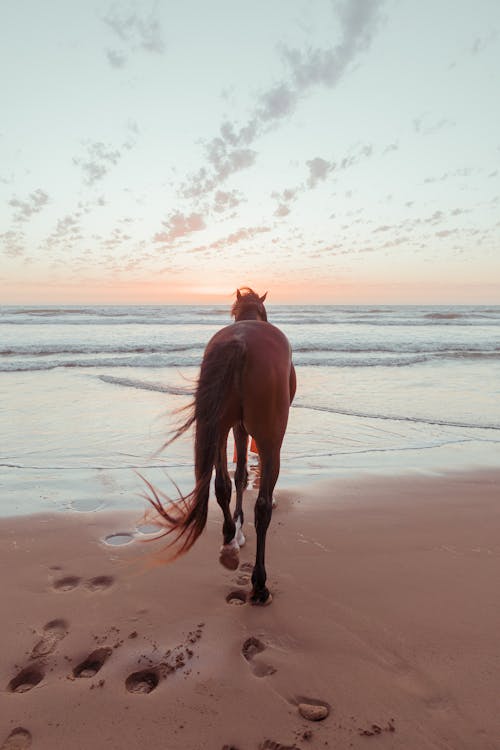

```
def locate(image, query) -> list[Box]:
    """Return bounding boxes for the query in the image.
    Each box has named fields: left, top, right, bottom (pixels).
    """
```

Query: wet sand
left=1, top=470, right=499, bottom=750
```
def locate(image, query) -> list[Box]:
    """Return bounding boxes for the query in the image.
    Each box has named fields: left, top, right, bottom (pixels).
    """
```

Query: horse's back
left=209, top=321, right=292, bottom=447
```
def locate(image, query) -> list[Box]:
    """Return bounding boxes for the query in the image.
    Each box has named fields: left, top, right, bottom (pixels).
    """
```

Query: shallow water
left=1, top=305, right=499, bottom=516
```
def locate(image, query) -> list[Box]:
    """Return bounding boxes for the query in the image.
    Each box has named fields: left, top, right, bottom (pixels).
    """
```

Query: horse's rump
left=227, top=321, right=293, bottom=449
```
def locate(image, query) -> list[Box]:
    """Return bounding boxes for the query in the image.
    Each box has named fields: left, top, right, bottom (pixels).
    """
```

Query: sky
left=1, top=0, right=499, bottom=305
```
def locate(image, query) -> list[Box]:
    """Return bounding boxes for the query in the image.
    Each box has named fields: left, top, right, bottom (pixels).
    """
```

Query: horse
left=143, top=287, right=296, bottom=605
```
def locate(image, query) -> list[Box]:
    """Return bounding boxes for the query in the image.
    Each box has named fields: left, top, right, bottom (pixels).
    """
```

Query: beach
left=1, top=304, right=499, bottom=748
left=1, top=470, right=499, bottom=750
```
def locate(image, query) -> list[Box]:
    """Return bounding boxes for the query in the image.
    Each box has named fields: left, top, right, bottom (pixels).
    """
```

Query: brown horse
left=144, top=287, right=296, bottom=604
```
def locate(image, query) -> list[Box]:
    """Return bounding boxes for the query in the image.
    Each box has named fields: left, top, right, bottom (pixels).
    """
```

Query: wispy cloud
left=212, top=189, right=243, bottom=214
left=9, top=189, right=49, bottom=222
left=470, top=30, right=498, bottom=55
left=48, top=213, right=83, bottom=246
left=189, top=225, right=271, bottom=254
left=181, top=0, right=385, bottom=204
left=106, top=49, right=127, bottom=68
left=306, top=157, right=336, bottom=188
left=1, top=229, right=25, bottom=257
left=271, top=187, right=299, bottom=217
left=413, top=115, right=454, bottom=135
left=271, top=143, right=374, bottom=218
left=103, top=3, right=165, bottom=67
left=73, top=142, right=122, bottom=186
left=181, top=145, right=257, bottom=200
left=282, top=0, right=383, bottom=90
left=153, top=212, right=206, bottom=244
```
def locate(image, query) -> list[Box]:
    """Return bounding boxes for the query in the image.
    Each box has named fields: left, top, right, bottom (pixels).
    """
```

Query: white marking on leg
left=235, top=517, right=246, bottom=547
left=272, top=495, right=277, bottom=509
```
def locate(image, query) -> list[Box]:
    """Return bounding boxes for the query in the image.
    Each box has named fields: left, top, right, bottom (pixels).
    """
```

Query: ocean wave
left=98, top=375, right=194, bottom=395
left=0, top=343, right=202, bottom=356
left=424, top=312, right=463, bottom=319
left=293, top=403, right=500, bottom=432
left=1, top=305, right=499, bottom=328
left=2, top=341, right=499, bottom=358
left=2, top=349, right=500, bottom=372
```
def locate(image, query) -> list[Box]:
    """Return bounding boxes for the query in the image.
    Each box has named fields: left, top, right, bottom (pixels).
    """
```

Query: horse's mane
left=231, top=287, right=267, bottom=321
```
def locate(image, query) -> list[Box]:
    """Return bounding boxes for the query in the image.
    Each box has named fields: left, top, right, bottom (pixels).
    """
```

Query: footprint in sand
left=52, top=575, right=81, bottom=592
left=234, top=562, right=253, bottom=586
left=125, top=669, right=160, bottom=694
left=0, top=728, right=32, bottom=749
left=8, top=666, right=44, bottom=694
left=236, top=575, right=250, bottom=586
left=52, top=574, right=115, bottom=592
left=241, top=637, right=276, bottom=677
left=30, top=619, right=68, bottom=659
left=85, top=575, right=114, bottom=592
left=73, top=647, right=112, bottom=678
left=226, top=590, right=247, bottom=606
left=260, top=741, right=299, bottom=750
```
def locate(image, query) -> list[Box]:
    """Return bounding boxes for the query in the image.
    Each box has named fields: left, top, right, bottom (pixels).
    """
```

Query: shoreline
left=1, top=469, right=499, bottom=749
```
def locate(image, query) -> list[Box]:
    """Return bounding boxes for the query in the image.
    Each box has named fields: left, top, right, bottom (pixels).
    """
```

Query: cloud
left=9, top=189, right=49, bottom=222
left=73, top=142, right=122, bottom=186
left=282, top=0, right=383, bottom=90
left=219, top=120, right=259, bottom=147
left=1, top=230, right=25, bottom=257
left=153, top=212, right=206, bottom=244
left=189, top=225, right=271, bottom=254
left=181, top=0, right=385, bottom=203
left=103, top=4, right=165, bottom=53
left=271, top=142, right=373, bottom=219
left=43, top=212, right=83, bottom=253
left=256, top=83, right=299, bottom=122
left=427, top=210, right=444, bottom=224
left=383, top=142, right=398, bottom=154
left=470, top=30, right=498, bottom=55
left=274, top=203, right=291, bottom=218
left=106, top=49, right=127, bottom=68
left=271, top=186, right=299, bottom=217
left=413, top=116, right=454, bottom=135
left=181, top=144, right=257, bottom=199
left=212, top=190, right=243, bottom=214
left=306, top=157, right=336, bottom=188
left=435, top=229, right=458, bottom=238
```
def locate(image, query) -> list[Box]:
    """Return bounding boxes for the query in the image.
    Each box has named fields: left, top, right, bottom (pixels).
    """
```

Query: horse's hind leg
left=250, top=447, right=280, bottom=605
left=233, top=422, right=248, bottom=547
left=215, top=435, right=239, bottom=570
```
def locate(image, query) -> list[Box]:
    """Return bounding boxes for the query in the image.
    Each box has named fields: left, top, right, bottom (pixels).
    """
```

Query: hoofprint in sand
left=1, top=471, right=499, bottom=750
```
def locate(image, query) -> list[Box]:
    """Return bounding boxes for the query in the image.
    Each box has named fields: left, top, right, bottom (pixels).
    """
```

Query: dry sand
left=1, top=470, right=499, bottom=750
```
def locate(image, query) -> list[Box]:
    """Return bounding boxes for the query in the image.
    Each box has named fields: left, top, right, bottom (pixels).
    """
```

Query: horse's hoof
left=249, top=589, right=273, bottom=606
left=219, top=541, right=240, bottom=571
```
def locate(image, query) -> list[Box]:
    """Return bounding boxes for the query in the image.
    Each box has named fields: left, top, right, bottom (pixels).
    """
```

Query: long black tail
left=142, top=338, right=245, bottom=558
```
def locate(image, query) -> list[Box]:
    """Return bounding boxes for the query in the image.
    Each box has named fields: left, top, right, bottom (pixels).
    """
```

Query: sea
left=1, top=304, right=499, bottom=517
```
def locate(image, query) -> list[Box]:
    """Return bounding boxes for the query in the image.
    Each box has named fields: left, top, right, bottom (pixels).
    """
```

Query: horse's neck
left=235, top=309, right=263, bottom=322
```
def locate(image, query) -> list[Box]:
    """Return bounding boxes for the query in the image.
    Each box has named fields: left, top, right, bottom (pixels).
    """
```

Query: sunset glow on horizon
left=2, top=1, right=499, bottom=306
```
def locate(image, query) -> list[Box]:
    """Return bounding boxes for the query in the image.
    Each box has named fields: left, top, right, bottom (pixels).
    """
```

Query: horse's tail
left=142, top=338, right=245, bottom=559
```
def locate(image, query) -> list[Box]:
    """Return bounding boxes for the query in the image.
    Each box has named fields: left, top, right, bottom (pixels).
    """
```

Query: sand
left=1, top=470, right=499, bottom=750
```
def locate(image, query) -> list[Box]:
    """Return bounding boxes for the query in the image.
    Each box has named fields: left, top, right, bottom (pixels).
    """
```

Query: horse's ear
left=236, top=289, right=242, bottom=300
left=259, top=292, right=267, bottom=303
